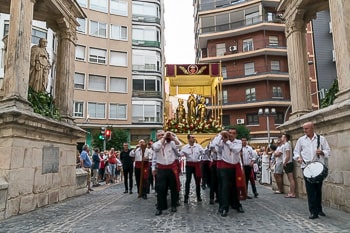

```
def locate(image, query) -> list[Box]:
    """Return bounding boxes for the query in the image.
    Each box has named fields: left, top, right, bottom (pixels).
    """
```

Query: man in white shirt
left=241, top=137, right=258, bottom=198
left=180, top=134, right=205, bottom=204
left=293, top=122, right=330, bottom=219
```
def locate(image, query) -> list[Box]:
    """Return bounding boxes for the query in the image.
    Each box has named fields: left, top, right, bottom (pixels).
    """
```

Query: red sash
left=135, top=161, right=150, bottom=180
left=234, top=163, right=247, bottom=200
left=186, top=161, right=202, bottom=179
left=157, top=162, right=181, bottom=192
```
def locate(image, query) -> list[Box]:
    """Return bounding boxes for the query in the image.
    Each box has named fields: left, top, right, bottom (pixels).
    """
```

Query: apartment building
left=72, top=0, right=165, bottom=146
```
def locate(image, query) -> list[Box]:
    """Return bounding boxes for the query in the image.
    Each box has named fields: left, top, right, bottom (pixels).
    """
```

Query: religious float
left=164, top=63, right=223, bottom=147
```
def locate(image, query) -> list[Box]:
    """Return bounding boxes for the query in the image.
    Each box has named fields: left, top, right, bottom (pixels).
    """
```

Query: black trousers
left=201, top=161, right=211, bottom=188
left=185, top=166, right=201, bottom=198
left=156, top=168, right=177, bottom=210
left=210, top=163, right=219, bottom=201
left=135, top=167, right=149, bottom=195
left=243, top=165, right=257, bottom=195
left=304, top=177, right=323, bottom=215
left=123, top=167, right=133, bottom=191
left=219, top=167, right=241, bottom=212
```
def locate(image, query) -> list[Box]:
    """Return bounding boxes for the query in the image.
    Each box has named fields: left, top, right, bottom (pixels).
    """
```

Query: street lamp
left=258, top=107, right=276, bottom=144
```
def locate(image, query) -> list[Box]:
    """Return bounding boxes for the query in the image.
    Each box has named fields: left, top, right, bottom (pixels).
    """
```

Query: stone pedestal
left=0, top=108, right=86, bottom=219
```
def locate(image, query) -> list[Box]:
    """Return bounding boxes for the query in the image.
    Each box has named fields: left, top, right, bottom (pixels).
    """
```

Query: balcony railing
left=132, top=14, right=161, bottom=24
left=221, top=98, right=291, bottom=106
left=132, top=64, right=161, bottom=72
left=199, top=15, right=283, bottom=35
left=132, top=117, right=162, bottom=124
left=201, top=37, right=287, bottom=59
left=221, top=65, right=289, bottom=80
left=199, top=0, right=249, bottom=11
left=132, top=90, right=162, bottom=98
left=132, top=40, right=161, bottom=48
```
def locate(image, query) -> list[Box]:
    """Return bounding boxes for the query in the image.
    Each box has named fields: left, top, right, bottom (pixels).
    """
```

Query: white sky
left=164, top=0, right=195, bottom=64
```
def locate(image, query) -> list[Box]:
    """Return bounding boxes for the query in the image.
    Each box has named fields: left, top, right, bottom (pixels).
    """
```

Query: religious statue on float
left=197, top=96, right=207, bottom=122
left=187, top=91, right=196, bottom=123
left=176, top=98, right=186, bottom=122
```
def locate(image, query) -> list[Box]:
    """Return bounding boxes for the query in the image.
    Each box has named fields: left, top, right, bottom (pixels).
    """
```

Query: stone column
left=55, top=18, right=77, bottom=124
left=329, top=0, right=350, bottom=103
left=285, top=17, right=312, bottom=119
left=1, top=0, right=36, bottom=110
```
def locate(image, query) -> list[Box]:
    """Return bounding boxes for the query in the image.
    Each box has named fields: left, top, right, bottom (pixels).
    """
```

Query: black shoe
left=123, top=190, right=128, bottom=194
left=218, top=208, right=223, bottom=214
left=197, top=197, right=202, bottom=202
left=254, top=193, right=259, bottom=198
left=221, top=210, right=227, bottom=217
left=309, top=214, right=319, bottom=219
left=246, top=196, right=252, bottom=199
left=155, top=209, right=162, bottom=216
left=129, top=191, right=133, bottom=194
left=202, top=185, right=206, bottom=190
left=171, top=207, right=177, bottom=212
left=237, top=206, right=244, bottom=213
left=318, top=211, right=326, bottom=216
left=209, top=199, right=214, bottom=205
left=184, top=197, right=188, bottom=204
left=143, top=194, right=147, bottom=199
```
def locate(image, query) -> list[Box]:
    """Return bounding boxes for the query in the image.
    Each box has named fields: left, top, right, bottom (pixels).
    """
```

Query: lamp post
left=258, top=107, right=276, bottom=144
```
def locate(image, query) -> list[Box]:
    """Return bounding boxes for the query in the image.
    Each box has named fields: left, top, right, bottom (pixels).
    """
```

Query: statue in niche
left=29, top=38, right=51, bottom=93
left=187, top=91, right=196, bottom=122
left=176, top=98, right=186, bottom=122
left=197, top=96, right=207, bottom=122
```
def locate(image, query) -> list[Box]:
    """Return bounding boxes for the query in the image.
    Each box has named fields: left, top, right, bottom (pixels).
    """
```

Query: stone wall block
left=19, top=194, right=36, bottom=214
left=60, top=166, right=75, bottom=186
left=343, top=171, right=350, bottom=186
left=31, top=148, right=42, bottom=168
left=0, top=146, right=12, bottom=170
left=59, top=186, right=75, bottom=201
left=5, top=197, right=20, bottom=218
left=23, top=148, right=33, bottom=168
left=52, top=173, right=60, bottom=188
left=7, top=168, right=34, bottom=198
left=37, top=193, right=48, bottom=208
left=33, top=167, right=47, bottom=194
left=326, top=171, right=344, bottom=184
left=10, top=147, right=25, bottom=169
left=48, top=190, right=59, bottom=204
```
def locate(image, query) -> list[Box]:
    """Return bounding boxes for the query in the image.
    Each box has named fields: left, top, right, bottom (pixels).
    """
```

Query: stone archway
left=277, top=0, right=350, bottom=213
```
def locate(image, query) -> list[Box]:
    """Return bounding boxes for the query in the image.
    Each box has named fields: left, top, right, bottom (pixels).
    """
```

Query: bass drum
left=303, top=161, right=328, bottom=183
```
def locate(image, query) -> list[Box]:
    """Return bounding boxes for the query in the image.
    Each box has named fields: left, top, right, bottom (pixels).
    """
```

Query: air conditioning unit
left=229, top=46, right=237, bottom=52
left=236, top=119, right=245, bottom=125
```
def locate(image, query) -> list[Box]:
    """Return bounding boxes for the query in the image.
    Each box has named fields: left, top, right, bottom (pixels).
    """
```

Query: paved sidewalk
left=0, top=179, right=349, bottom=233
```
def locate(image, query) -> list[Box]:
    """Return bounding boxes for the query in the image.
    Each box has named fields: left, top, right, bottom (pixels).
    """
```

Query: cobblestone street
left=0, top=177, right=349, bottom=233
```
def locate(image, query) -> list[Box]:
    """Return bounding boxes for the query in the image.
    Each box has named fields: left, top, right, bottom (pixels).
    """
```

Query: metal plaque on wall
left=42, top=146, right=59, bottom=174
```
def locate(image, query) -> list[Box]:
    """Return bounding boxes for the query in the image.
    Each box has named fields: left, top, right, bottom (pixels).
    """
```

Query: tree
left=224, top=124, right=250, bottom=140
left=321, top=79, right=338, bottom=108
left=92, top=127, right=128, bottom=151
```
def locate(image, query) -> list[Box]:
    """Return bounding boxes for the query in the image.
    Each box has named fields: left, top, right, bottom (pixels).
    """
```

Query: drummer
left=293, top=121, right=330, bottom=220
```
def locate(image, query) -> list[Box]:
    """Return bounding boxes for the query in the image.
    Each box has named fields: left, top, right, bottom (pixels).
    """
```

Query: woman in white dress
left=261, top=147, right=271, bottom=184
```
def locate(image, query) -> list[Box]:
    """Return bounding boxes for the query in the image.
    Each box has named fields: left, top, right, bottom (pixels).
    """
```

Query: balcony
left=132, top=14, right=161, bottom=24
left=132, top=40, right=161, bottom=48
left=221, top=98, right=291, bottom=110
left=132, top=117, right=162, bottom=124
left=198, top=0, right=280, bottom=12
left=132, top=90, right=162, bottom=98
left=132, top=64, right=160, bottom=72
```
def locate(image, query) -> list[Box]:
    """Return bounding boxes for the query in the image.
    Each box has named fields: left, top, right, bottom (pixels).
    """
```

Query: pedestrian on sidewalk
left=293, top=121, right=330, bottom=219
left=282, top=133, right=296, bottom=198
left=92, top=148, right=101, bottom=187
left=80, top=144, right=93, bottom=193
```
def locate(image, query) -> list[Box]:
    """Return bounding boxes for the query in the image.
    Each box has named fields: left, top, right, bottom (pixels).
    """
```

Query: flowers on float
left=164, top=117, right=223, bottom=133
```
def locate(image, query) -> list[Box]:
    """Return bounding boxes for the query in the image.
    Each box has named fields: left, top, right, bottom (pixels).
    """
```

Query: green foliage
left=321, top=79, right=339, bottom=108
left=92, top=127, right=128, bottom=151
left=28, top=87, right=61, bottom=120
left=225, top=124, right=251, bottom=140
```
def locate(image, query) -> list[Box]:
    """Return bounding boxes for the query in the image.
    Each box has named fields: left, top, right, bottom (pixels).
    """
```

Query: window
left=75, top=45, right=86, bottom=61
left=110, top=51, right=127, bottom=67
left=133, top=26, right=160, bottom=42
left=222, top=66, right=227, bottom=79
left=73, top=101, right=84, bottom=117
left=89, top=48, right=107, bottom=64
left=247, top=114, right=259, bottom=125
left=246, top=88, right=256, bottom=102
left=90, top=21, right=107, bottom=38
left=110, top=77, right=127, bottom=93
left=32, top=28, right=47, bottom=45
left=77, top=18, right=86, bottom=33
left=216, top=43, right=225, bottom=56
left=88, top=102, right=106, bottom=119
left=88, top=75, right=106, bottom=91
left=133, top=2, right=159, bottom=18
left=243, top=38, right=254, bottom=52
left=74, top=73, right=85, bottom=89
left=222, top=90, right=228, bottom=104
left=110, top=103, right=127, bottom=119
left=272, top=86, right=283, bottom=98
left=132, top=77, right=161, bottom=92
left=271, top=60, right=280, bottom=71
left=110, top=24, right=127, bottom=40
left=275, top=112, right=284, bottom=124
left=90, top=0, right=107, bottom=12
left=132, top=50, right=161, bottom=71
left=76, top=0, right=87, bottom=8
left=132, top=101, right=162, bottom=123
left=245, top=12, right=259, bottom=25
left=110, top=0, right=128, bottom=16
left=222, top=115, right=230, bottom=126
left=3, top=21, right=9, bottom=36
left=269, top=36, right=279, bottom=47
left=244, top=62, right=255, bottom=75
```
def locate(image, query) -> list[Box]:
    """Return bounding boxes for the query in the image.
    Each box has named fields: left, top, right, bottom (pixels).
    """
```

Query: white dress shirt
left=242, top=145, right=254, bottom=166
left=218, top=138, right=242, bottom=164
left=180, top=143, right=204, bottom=162
left=152, top=140, right=182, bottom=171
